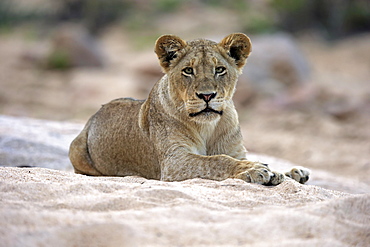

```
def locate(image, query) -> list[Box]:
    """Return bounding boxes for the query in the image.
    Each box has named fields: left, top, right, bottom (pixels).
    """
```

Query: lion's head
left=155, top=33, right=252, bottom=123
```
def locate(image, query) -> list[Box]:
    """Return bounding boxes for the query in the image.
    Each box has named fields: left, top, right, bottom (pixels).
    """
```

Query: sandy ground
left=1, top=166, right=369, bottom=247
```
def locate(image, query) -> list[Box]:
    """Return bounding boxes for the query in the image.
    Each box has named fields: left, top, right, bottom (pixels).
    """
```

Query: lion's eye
left=182, top=67, right=194, bottom=76
left=215, top=66, right=226, bottom=75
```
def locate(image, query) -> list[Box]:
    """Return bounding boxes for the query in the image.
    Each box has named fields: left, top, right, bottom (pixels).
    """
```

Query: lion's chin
left=189, top=107, right=223, bottom=117
left=188, top=107, right=223, bottom=123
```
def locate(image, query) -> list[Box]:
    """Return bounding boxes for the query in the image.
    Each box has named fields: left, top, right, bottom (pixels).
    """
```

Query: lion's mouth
left=189, top=107, right=223, bottom=117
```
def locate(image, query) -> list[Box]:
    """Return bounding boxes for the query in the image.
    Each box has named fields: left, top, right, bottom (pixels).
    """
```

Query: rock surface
left=0, top=115, right=80, bottom=170
left=234, top=33, right=313, bottom=108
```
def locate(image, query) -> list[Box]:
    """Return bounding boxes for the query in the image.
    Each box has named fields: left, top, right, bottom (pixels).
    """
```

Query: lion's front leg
left=160, top=153, right=286, bottom=185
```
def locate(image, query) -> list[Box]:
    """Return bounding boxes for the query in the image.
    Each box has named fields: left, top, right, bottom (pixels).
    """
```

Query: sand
left=1, top=167, right=369, bottom=246
left=1, top=164, right=369, bottom=246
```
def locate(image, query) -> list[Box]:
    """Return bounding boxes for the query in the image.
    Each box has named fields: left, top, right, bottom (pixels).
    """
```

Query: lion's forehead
left=187, top=38, right=217, bottom=47
left=181, top=48, right=228, bottom=68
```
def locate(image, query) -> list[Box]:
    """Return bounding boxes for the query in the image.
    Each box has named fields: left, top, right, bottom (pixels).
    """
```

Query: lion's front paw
left=268, top=171, right=285, bottom=185
left=235, top=164, right=285, bottom=185
left=285, top=166, right=310, bottom=184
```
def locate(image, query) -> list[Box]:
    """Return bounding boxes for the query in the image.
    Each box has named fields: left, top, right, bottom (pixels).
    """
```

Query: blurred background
left=0, top=0, right=369, bottom=183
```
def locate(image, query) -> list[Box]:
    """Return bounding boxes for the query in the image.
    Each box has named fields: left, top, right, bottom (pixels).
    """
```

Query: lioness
left=69, top=33, right=310, bottom=185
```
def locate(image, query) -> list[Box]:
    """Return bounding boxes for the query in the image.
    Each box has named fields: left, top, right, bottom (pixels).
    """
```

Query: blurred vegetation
left=0, top=0, right=51, bottom=32
left=272, top=0, right=370, bottom=39
left=0, top=0, right=369, bottom=39
left=55, top=0, right=132, bottom=34
left=47, top=49, right=73, bottom=70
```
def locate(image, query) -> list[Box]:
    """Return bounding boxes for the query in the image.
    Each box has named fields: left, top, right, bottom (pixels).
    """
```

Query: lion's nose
left=196, top=92, right=217, bottom=102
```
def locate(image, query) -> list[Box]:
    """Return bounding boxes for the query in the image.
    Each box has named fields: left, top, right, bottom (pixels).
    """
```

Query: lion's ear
left=155, top=35, right=187, bottom=71
left=219, top=33, right=252, bottom=68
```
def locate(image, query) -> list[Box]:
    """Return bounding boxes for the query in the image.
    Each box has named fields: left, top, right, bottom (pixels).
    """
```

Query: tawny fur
left=69, top=33, right=310, bottom=185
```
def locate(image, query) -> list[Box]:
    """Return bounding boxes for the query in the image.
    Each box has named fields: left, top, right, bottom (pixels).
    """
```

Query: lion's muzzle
left=189, top=92, right=223, bottom=117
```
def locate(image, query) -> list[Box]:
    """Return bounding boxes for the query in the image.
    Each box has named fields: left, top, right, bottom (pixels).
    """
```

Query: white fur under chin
left=190, top=118, right=219, bottom=156
left=198, top=118, right=219, bottom=138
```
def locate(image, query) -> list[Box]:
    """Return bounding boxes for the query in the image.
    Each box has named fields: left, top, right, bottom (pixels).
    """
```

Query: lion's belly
left=87, top=98, right=161, bottom=179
